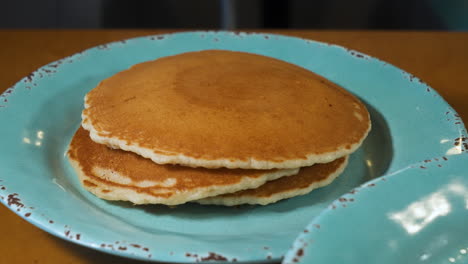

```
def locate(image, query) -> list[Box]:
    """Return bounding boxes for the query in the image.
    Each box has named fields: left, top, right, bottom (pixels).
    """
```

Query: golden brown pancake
left=67, top=127, right=298, bottom=205
left=197, top=156, right=348, bottom=206
left=82, top=50, right=370, bottom=169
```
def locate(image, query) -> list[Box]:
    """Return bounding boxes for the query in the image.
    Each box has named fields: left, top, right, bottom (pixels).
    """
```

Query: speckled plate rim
left=0, top=31, right=466, bottom=263
left=283, top=152, right=468, bottom=264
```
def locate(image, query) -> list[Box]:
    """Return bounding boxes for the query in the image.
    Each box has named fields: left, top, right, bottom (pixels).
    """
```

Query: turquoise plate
left=283, top=153, right=468, bottom=264
left=0, top=31, right=466, bottom=263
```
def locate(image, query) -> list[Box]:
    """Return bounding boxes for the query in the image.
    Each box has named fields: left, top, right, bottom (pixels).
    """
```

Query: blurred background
left=1, top=0, right=467, bottom=30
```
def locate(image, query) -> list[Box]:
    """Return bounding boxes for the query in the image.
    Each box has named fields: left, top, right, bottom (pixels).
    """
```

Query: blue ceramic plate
left=0, top=31, right=466, bottom=263
left=283, top=153, right=468, bottom=264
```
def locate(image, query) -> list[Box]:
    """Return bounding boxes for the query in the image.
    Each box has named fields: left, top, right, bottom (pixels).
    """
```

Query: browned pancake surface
left=83, top=50, right=370, bottom=168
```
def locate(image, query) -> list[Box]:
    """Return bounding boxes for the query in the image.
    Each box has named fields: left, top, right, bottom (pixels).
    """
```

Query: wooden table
left=1, top=30, right=467, bottom=263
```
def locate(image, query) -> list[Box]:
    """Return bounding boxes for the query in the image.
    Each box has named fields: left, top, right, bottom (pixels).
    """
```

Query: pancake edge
left=196, top=156, right=349, bottom=206
left=67, top=150, right=299, bottom=205
left=82, top=112, right=369, bottom=169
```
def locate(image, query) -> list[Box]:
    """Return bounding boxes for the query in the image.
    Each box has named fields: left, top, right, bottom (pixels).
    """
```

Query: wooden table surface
left=1, top=30, right=468, bottom=264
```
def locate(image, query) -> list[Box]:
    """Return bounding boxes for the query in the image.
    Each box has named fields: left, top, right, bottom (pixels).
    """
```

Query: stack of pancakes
left=68, top=50, right=371, bottom=206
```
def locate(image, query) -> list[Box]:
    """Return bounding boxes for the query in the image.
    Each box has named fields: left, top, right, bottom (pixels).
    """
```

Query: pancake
left=67, top=127, right=299, bottom=205
left=82, top=50, right=370, bottom=169
left=197, top=156, right=348, bottom=206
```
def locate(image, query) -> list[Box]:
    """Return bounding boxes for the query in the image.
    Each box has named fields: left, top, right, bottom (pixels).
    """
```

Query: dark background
left=1, top=0, right=467, bottom=30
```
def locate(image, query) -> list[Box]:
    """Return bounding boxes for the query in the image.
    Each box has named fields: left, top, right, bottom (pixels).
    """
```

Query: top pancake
left=82, top=50, right=370, bottom=169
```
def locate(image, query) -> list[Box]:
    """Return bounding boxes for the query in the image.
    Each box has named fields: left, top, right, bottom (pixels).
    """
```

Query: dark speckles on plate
left=406, top=73, right=417, bottom=82
left=48, top=62, right=59, bottom=68
left=200, top=252, right=228, bottom=262
left=24, top=72, right=35, bottom=83
left=453, top=136, right=468, bottom=152
left=2, top=88, right=12, bottom=95
left=7, top=193, right=24, bottom=208
left=347, top=49, right=367, bottom=59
